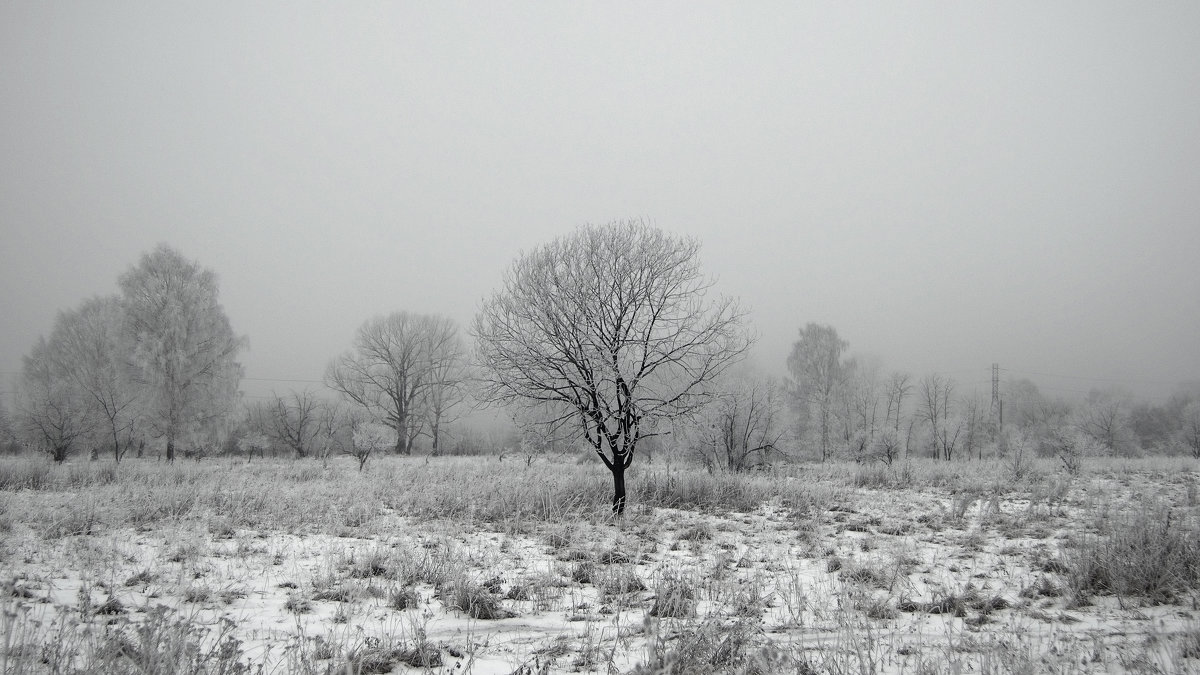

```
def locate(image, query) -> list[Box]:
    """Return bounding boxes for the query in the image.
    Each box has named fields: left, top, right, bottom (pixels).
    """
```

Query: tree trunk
left=611, top=462, right=627, bottom=516
left=430, top=410, right=442, bottom=457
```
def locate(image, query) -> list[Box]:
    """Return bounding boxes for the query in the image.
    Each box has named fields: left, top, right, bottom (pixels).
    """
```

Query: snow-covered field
left=2, top=455, right=1198, bottom=674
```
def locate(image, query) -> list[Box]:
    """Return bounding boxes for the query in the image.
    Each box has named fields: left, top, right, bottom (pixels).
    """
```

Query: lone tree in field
left=473, top=221, right=750, bottom=514
left=120, top=245, right=245, bottom=461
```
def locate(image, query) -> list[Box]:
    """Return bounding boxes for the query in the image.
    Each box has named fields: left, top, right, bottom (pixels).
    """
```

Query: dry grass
left=2, top=453, right=1199, bottom=674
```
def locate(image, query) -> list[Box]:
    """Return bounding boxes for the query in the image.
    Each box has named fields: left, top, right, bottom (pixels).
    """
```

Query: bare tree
left=238, top=431, right=270, bottom=463
left=960, top=393, right=989, bottom=461
left=266, top=389, right=324, bottom=458
left=694, top=375, right=785, bottom=472
left=313, top=399, right=350, bottom=465
left=1179, top=401, right=1200, bottom=459
left=867, top=427, right=903, bottom=466
left=0, top=396, right=12, bottom=445
left=326, top=312, right=459, bottom=455
left=840, top=359, right=882, bottom=462
left=1074, top=388, right=1135, bottom=456
left=473, top=220, right=750, bottom=514
left=420, top=325, right=469, bottom=457
left=786, top=323, right=851, bottom=462
left=884, top=372, right=912, bottom=435
left=919, top=373, right=958, bottom=460
left=14, top=336, right=92, bottom=462
left=120, top=245, right=245, bottom=461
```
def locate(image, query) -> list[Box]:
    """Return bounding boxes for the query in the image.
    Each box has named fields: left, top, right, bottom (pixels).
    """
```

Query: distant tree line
left=8, top=230, right=1199, bottom=490
left=678, top=322, right=1200, bottom=469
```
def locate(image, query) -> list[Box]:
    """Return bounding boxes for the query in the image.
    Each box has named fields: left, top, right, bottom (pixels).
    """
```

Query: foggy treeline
left=5, top=239, right=1200, bottom=471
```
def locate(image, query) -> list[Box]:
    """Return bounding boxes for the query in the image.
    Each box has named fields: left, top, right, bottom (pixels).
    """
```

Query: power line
left=242, top=377, right=326, bottom=385
left=1000, top=367, right=1180, bottom=386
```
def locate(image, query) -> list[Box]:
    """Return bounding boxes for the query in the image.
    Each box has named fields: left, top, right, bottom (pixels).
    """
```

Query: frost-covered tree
left=350, top=421, right=395, bottom=471
left=786, top=323, right=852, bottom=462
left=51, top=296, right=140, bottom=462
left=119, top=245, right=245, bottom=461
left=1074, top=388, right=1135, bottom=456
left=473, top=220, right=750, bottom=514
left=15, top=336, right=92, bottom=462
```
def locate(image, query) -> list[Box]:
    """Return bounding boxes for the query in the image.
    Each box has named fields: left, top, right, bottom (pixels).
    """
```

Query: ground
left=2, top=454, right=1198, bottom=674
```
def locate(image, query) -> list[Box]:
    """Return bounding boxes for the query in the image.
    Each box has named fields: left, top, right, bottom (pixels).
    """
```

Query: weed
left=650, top=572, right=697, bottom=618
left=438, top=576, right=512, bottom=619
left=633, top=615, right=779, bottom=674
left=388, top=584, right=421, bottom=610
left=571, top=561, right=596, bottom=584
left=597, top=566, right=647, bottom=601
left=284, top=592, right=312, bottom=614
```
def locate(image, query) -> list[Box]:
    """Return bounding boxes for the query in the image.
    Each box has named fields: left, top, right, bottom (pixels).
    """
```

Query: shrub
left=1062, top=502, right=1200, bottom=604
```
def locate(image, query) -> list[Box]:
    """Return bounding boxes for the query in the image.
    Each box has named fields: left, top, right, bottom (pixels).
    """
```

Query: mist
left=3, top=2, right=1198, bottom=407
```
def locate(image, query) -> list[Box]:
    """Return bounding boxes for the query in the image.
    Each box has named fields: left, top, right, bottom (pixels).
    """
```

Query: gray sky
left=3, top=1, right=1199, bottom=407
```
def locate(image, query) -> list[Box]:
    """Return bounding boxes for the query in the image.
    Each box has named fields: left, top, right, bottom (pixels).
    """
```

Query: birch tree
left=473, top=220, right=750, bottom=514
left=119, top=245, right=245, bottom=461
left=786, top=323, right=851, bottom=462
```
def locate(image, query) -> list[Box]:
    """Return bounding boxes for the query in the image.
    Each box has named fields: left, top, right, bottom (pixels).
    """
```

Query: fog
left=3, top=2, right=1199, bottom=407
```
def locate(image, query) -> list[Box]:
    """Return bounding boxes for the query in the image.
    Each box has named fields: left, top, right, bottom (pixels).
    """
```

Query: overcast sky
left=3, top=1, right=1198, bottom=408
